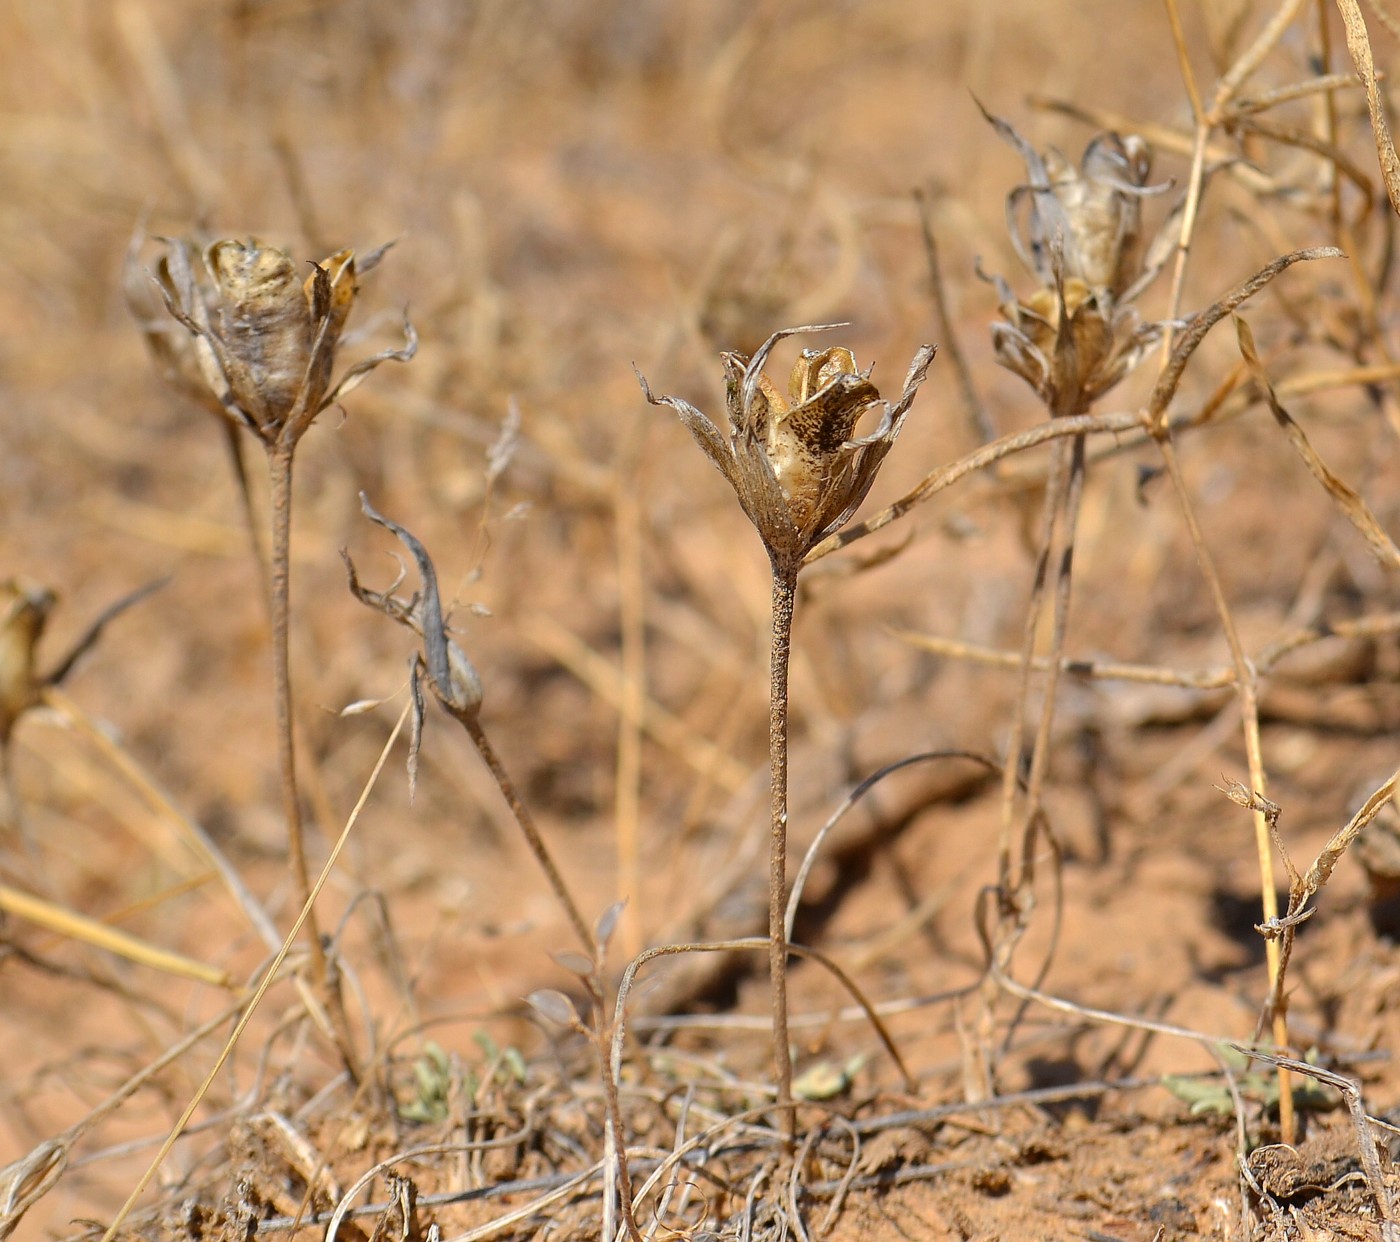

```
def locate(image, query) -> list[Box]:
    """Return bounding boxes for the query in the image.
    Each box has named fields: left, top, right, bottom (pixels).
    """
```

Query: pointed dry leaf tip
left=139, top=232, right=414, bottom=445
left=639, top=329, right=935, bottom=566
left=0, top=579, right=55, bottom=743
left=345, top=493, right=484, bottom=722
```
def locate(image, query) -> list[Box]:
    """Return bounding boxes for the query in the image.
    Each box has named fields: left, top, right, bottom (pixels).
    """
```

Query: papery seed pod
left=980, top=109, right=1172, bottom=415
left=0, top=580, right=54, bottom=744
left=123, top=233, right=227, bottom=422
left=641, top=327, right=935, bottom=568
left=139, top=233, right=414, bottom=446
left=1035, top=133, right=1154, bottom=298
left=986, top=105, right=1164, bottom=303
left=203, top=240, right=346, bottom=430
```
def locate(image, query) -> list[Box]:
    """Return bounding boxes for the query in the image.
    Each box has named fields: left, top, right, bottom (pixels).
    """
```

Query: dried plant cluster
left=982, top=109, right=1173, bottom=417
left=7, top=4, right=1400, bottom=1242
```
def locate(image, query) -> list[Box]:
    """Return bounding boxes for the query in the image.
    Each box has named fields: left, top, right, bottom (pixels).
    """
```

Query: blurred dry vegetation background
left=8, top=0, right=1400, bottom=1238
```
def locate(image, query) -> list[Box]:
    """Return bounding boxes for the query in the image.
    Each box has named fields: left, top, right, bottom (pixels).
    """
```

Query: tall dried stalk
left=640, top=330, right=932, bottom=1133
left=971, top=109, right=1169, bottom=1089
left=132, top=236, right=415, bottom=1078
left=766, top=557, right=799, bottom=1120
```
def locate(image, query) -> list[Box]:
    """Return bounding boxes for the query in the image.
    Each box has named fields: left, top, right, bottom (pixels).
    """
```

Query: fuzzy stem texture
left=768, top=558, right=799, bottom=1137
left=267, top=446, right=318, bottom=942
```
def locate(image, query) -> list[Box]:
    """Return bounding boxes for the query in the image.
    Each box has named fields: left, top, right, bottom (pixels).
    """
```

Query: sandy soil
left=4, top=2, right=1400, bottom=1239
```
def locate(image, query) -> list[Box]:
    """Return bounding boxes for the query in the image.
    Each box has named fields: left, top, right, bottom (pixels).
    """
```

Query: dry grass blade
left=96, top=701, right=409, bottom=1242
left=0, top=882, right=233, bottom=988
left=892, top=608, right=1400, bottom=689
left=1236, top=316, right=1400, bottom=568
left=806, top=410, right=1142, bottom=561
left=42, top=686, right=283, bottom=952
left=1336, top=0, right=1400, bottom=216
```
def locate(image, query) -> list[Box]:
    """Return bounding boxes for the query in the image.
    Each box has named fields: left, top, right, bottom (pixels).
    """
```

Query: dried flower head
left=0, top=579, right=55, bottom=744
left=135, top=234, right=415, bottom=447
left=639, top=326, right=935, bottom=568
left=980, top=108, right=1173, bottom=416
left=985, top=271, right=1163, bottom=414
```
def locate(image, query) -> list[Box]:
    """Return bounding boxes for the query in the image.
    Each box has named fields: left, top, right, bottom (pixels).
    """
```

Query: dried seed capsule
left=642, top=327, right=935, bottom=568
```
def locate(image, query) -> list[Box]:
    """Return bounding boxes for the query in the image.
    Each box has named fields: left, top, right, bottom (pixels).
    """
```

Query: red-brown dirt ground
left=5, top=3, right=1400, bottom=1240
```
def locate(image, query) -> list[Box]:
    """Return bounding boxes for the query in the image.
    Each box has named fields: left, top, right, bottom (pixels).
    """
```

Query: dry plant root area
left=10, top=3, right=1400, bottom=1240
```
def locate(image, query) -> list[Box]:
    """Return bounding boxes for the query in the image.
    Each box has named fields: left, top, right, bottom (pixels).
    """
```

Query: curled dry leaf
left=638, top=326, right=934, bottom=570
left=345, top=494, right=484, bottom=722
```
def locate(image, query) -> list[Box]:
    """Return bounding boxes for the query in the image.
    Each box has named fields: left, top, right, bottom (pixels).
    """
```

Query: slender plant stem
left=591, top=976, right=643, bottom=1242
left=1018, top=433, right=1087, bottom=888
left=266, top=444, right=319, bottom=956
left=268, top=442, right=365, bottom=1080
left=768, top=558, right=799, bottom=1139
left=996, top=437, right=1071, bottom=896
left=1155, top=433, right=1292, bottom=1139
left=464, top=715, right=595, bottom=956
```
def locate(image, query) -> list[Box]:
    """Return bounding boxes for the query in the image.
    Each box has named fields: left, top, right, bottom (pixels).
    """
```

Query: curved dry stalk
left=1148, top=248, right=1343, bottom=430
left=785, top=751, right=1001, bottom=942
left=805, top=410, right=1142, bottom=562
left=611, top=938, right=915, bottom=1107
